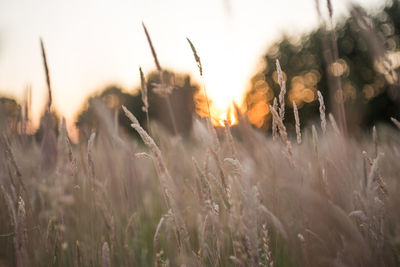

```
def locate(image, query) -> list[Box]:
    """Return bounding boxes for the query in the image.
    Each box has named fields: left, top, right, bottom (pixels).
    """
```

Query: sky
left=0, top=0, right=387, bottom=129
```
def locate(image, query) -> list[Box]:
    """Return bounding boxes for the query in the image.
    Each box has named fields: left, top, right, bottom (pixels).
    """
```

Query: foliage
left=75, top=71, right=198, bottom=141
left=244, top=0, right=400, bottom=133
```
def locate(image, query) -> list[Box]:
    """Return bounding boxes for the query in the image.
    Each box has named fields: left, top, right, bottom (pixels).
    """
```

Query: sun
left=193, top=81, right=240, bottom=127
left=197, top=101, right=238, bottom=127
left=215, top=109, right=238, bottom=127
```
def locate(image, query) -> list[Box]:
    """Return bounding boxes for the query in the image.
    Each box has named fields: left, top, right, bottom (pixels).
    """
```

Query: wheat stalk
left=122, top=106, right=192, bottom=251
left=139, top=67, right=149, bottom=113
left=312, top=125, right=319, bottom=158
left=142, top=22, right=161, bottom=72
left=187, top=37, right=212, bottom=124
left=328, top=113, right=340, bottom=135
left=75, top=240, right=82, bottom=267
left=224, top=120, right=237, bottom=159
left=15, top=195, right=30, bottom=267
left=276, top=59, right=286, bottom=121
left=372, top=126, right=378, bottom=158
left=87, top=132, right=96, bottom=188
left=40, top=38, right=52, bottom=111
left=270, top=104, right=292, bottom=155
left=260, top=224, right=274, bottom=267
left=391, top=117, right=400, bottom=129
left=326, top=0, right=333, bottom=19
left=293, top=101, right=302, bottom=144
left=186, top=38, right=203, bottom=76
left=102, top=242, right=111, bottom=267
left=139, top=66, right=151, bottom=133
left=153, top=216, right=165, bottom=250
left=317, top=91, right=327, bottom=134
left=326, top=0, right=347, bottom=135
left=142, top=23, right=178, bottom=135
left=122, top=106, right=167, bottom=174
left=17, top=196, right=27, bottom=244
left=272, top=97, right=278, bottom=141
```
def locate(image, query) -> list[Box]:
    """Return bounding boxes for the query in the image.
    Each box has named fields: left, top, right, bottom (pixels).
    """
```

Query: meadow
left=1, top=2, right=400, bottom=266
left=1, top=71, right=400, bottom=267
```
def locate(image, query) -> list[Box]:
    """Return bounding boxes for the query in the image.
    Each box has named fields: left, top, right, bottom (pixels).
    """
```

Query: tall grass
left=1, top=13, right=400, bottom=267
left=1, top=90, right=400, bottom=266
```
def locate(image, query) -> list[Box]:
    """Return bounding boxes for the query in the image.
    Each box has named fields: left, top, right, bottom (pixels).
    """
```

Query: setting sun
left=193, top=83, right=239, bottom=127
left=0, top=0, right=399, bottom=266
left=209, top=103, right=238, bottom=127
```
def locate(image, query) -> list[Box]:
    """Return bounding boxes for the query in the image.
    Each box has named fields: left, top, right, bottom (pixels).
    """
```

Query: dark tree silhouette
left=244, top=1, right=400, bottom=134
left=75, top=70, right=199, bottom=141
left=0, top=97, right=21, bottom=135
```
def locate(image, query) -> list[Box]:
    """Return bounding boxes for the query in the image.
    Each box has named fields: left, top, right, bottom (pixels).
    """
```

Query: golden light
left=210, top=104, right=238, bottom=127
left=248, top=101, right=269, bottom=128
left=198, top=98, right=240, bottom=127
left=218, top=112, right=237, bottom=127
left=195, top=93, right=239, bottom=127
left=288, top=73, right=318, bottom=106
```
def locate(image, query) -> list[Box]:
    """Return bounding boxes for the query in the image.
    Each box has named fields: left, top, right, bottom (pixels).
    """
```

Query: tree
left=0, top=97, right=21, bottom=135
left=75, top=70, right=199, bottom=141
left=244, top=0, right=400, bottom=134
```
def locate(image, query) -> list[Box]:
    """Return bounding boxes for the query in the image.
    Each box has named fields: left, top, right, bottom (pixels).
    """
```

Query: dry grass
left=1, top=99, right=399, bottom=266
left=1, top=14, right=400, bottom=267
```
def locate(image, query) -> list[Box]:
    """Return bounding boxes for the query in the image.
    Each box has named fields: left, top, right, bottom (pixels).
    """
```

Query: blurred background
left=0, top=0, right=398, bottom=141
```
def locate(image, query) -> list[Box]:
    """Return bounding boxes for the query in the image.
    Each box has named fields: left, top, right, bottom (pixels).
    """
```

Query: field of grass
left=1, top=4, right=400, bottom=265
left=1, top=94, right=400, bottom=266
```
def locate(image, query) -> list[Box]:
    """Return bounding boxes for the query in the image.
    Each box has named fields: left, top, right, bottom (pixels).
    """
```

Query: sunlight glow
left=197, top=100, right=238, bottom=127
left=0, top=0, right=385, bottom=131
left=215, top=107, right=238, bottom=127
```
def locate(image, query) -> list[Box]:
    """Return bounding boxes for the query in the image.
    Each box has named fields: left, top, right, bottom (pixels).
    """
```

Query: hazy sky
left=0, top=0, right=387, bottom=128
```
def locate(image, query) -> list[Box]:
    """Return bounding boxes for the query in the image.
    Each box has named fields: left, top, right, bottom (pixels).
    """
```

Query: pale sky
left=0, top=0, right=387, bottom=129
